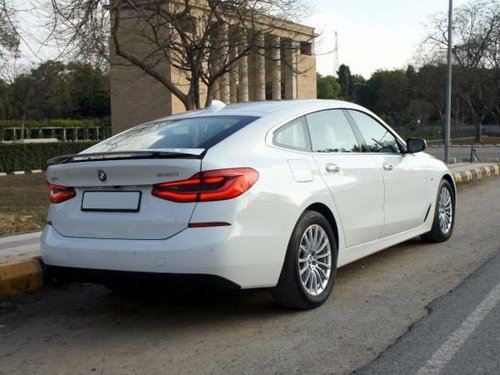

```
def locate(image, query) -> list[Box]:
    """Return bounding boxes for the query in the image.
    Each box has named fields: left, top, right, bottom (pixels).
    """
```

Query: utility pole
left=333, top=31, right=339, bottom=76
left=445, top=0, right=453, bottom=164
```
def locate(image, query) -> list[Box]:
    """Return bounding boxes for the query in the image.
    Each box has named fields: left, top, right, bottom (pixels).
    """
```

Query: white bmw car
left=41, top=100, right=455, bottom=309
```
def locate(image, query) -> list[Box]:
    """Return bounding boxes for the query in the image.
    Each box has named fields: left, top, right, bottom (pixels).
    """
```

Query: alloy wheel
left=298, top=224, right=332, bottom=296
left=438, top=186, right=453, bottom=234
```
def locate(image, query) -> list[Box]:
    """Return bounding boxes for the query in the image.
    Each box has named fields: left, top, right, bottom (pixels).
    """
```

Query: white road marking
left=417, top=280, right=500, bottom=375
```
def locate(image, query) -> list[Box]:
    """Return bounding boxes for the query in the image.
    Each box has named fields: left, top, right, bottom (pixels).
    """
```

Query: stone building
left=110, top=2, right=317, bottom=134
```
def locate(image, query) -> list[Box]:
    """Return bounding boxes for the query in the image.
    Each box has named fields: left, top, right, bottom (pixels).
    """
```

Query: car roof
left=154, top=99, right=368, bottom=121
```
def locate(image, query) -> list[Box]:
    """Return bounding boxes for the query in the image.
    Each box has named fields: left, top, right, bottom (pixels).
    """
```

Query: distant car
left=41, top=100, right=456, bottom=309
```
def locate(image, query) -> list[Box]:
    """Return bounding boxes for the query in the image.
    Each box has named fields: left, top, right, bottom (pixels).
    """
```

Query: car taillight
left=48, top=183, right=76, bottom=204
left=152, top=168, right=259, bottom=202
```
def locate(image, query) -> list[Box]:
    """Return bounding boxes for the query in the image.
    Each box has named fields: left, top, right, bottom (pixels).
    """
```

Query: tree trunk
left=188, top=78, right=201, bottom=110
left=20, top=111, right=26, bottom=143
left=475, top=122, right=482, bottom=143
left=204, top=82, right=214, bottom=108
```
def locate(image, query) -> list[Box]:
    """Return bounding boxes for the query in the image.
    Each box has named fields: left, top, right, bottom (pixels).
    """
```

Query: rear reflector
left=152, top=168, right=259, bottom=202
left=48, top=183, right=76, bottom=204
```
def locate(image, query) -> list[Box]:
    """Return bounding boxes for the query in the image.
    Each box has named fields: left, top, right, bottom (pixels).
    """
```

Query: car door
left=346, top=110, right=428, bottom=237
left=306, top=109, right=385, bottom=248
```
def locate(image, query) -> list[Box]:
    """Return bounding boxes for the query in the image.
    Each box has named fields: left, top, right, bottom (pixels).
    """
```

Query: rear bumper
left=45, top=265, right=241, bottom=290
left=41, top=225, right=284, bottom=289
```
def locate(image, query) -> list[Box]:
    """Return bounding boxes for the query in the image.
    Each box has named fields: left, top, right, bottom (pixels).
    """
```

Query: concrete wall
left=297, top=54, right=317, bottom=99
left=111, top=63, right=172, bottom=135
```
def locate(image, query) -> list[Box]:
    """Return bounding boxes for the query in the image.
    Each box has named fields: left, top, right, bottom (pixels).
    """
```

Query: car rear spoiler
left=47, top=150, right=205, bottom=166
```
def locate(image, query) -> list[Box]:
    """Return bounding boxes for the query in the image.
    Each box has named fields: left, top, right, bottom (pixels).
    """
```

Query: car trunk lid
left=47, top=155, right=202, bottom=240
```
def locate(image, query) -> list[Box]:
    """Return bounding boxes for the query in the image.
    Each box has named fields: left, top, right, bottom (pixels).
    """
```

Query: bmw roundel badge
left=97, top=170, right=107, bottom=182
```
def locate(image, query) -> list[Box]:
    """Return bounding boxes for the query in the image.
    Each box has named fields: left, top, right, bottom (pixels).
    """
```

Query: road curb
left=452, top=163, right=500, bottom=185
left=0, top=256, right=44, bottom=297
left=0, top=169, right=44, bottom=177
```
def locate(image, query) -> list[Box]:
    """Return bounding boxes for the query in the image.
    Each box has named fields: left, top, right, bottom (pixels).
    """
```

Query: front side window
left=273, top=117, right=310, bottom=151
left=306, top=110, right=360, bottom=152
left=348, top=110, right=400, bottom=153
left=84, top=116, right=258, bottom=153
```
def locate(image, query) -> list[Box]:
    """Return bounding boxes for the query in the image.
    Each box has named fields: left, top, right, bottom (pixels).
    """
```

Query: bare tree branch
left=45, top=0, right=313, bottom=110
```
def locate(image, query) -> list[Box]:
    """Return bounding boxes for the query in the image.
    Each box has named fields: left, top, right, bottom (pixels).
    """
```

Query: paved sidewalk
left=0, top=231, right=41, bottom=263
left=0, top=162, right=499, bottom=297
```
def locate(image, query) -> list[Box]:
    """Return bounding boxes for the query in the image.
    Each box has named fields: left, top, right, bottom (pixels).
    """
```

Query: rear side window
left=85, top=116, right=258, bottom=153
left=273, top=117, right=310, bottom=151
left=306, top=110, right=361, bottom=152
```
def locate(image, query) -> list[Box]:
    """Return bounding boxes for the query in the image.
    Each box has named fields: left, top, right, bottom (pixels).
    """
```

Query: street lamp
left=445, top=0, right=453, bottom=164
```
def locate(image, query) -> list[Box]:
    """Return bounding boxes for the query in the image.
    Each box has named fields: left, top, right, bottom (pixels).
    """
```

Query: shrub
left=0, top=141, right=98, bottom=173
left=0, top=118, right=110, bottom=129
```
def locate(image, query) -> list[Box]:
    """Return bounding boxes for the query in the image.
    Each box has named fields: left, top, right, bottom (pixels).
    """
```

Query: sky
left=11, top=0, right=472, bottom=79
left=307, top=0, right=470, bottom=78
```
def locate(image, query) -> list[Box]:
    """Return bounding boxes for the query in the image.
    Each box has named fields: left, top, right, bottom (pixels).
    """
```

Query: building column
left=238, top=34, right=249, bottom=102
left=220, top=74, right=230, bottom=103
left=218, top=24, right=230, bottom=103
left=229, top=41, right=239, bottom=103
left=282, top=38, right=297, bottom=99
left=254, top=33, right=266, bottom=101
left=271, top=35, right=282, bottom=100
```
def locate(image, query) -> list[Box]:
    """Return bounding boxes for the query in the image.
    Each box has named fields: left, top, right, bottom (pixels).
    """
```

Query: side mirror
left=406, top=138, right=427, bottom=154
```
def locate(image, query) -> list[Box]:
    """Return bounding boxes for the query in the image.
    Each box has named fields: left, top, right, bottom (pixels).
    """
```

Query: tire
left=271, top=210, right=338, bottom=309
left=421, top=179, right=455, bottom=242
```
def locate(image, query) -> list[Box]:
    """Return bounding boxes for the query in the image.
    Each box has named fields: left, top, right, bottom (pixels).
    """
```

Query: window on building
left=300, top=41, right=312, bottom=55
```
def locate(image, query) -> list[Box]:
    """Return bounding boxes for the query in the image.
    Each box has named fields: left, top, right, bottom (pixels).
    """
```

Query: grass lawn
left=0, top=173, right=48, bottom=237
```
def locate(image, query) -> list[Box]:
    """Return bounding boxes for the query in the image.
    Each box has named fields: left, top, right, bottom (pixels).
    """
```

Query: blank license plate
left=81, top=191, right=141, bottom=212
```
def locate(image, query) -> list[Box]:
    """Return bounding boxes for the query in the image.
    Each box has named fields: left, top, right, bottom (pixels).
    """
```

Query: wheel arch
left=305, top=202, right=340, bottom=250
left=442, top=173, right=457, bottom=200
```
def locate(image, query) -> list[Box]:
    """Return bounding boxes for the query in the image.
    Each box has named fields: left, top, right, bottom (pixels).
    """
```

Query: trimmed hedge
left=0, top=118, right=110, bottom=129
left=0, top=141, right=98, bottom=173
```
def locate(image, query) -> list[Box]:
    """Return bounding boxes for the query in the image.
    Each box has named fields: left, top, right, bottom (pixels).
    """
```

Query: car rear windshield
left=84, top=115, right=258, bottom=153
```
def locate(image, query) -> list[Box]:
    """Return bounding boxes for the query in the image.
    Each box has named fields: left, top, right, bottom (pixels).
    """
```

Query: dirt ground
left=0, top=173, right=48, bottom=236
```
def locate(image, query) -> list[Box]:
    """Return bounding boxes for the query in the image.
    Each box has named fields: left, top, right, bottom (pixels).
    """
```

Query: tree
left=66, top=62, right=110, bottom=118
left=7, top=60, right=111, bottom=121
left=335, top=64, right=366, bottom=102
left=350, top=74, right=366, bottom=102
left=364, top=70, right=409, bottom=126
left=421, top=0, right=500, bottom=141
left=47, top=0, right=310, bottom=111
left=316, top=73, right=340, bottom=99
left=0, top=77, right=13, bottom=119
left=0, top=0, right=20, bottom=66
left=336, top=64, right=352, bottom=100
left=27, top=61, right=71, bottom=119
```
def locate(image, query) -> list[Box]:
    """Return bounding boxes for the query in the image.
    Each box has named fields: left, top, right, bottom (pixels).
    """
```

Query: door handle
left=325, top=163, right=340, bottom=173
left=383, top=163, right=393, bottom=171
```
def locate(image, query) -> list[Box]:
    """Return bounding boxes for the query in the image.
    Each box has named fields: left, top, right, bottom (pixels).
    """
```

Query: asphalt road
left=426, top=146, right=499, bottom=162
left=356, top=251, right=500, bottom=375
left=0, top=179, right=499, bottom=375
